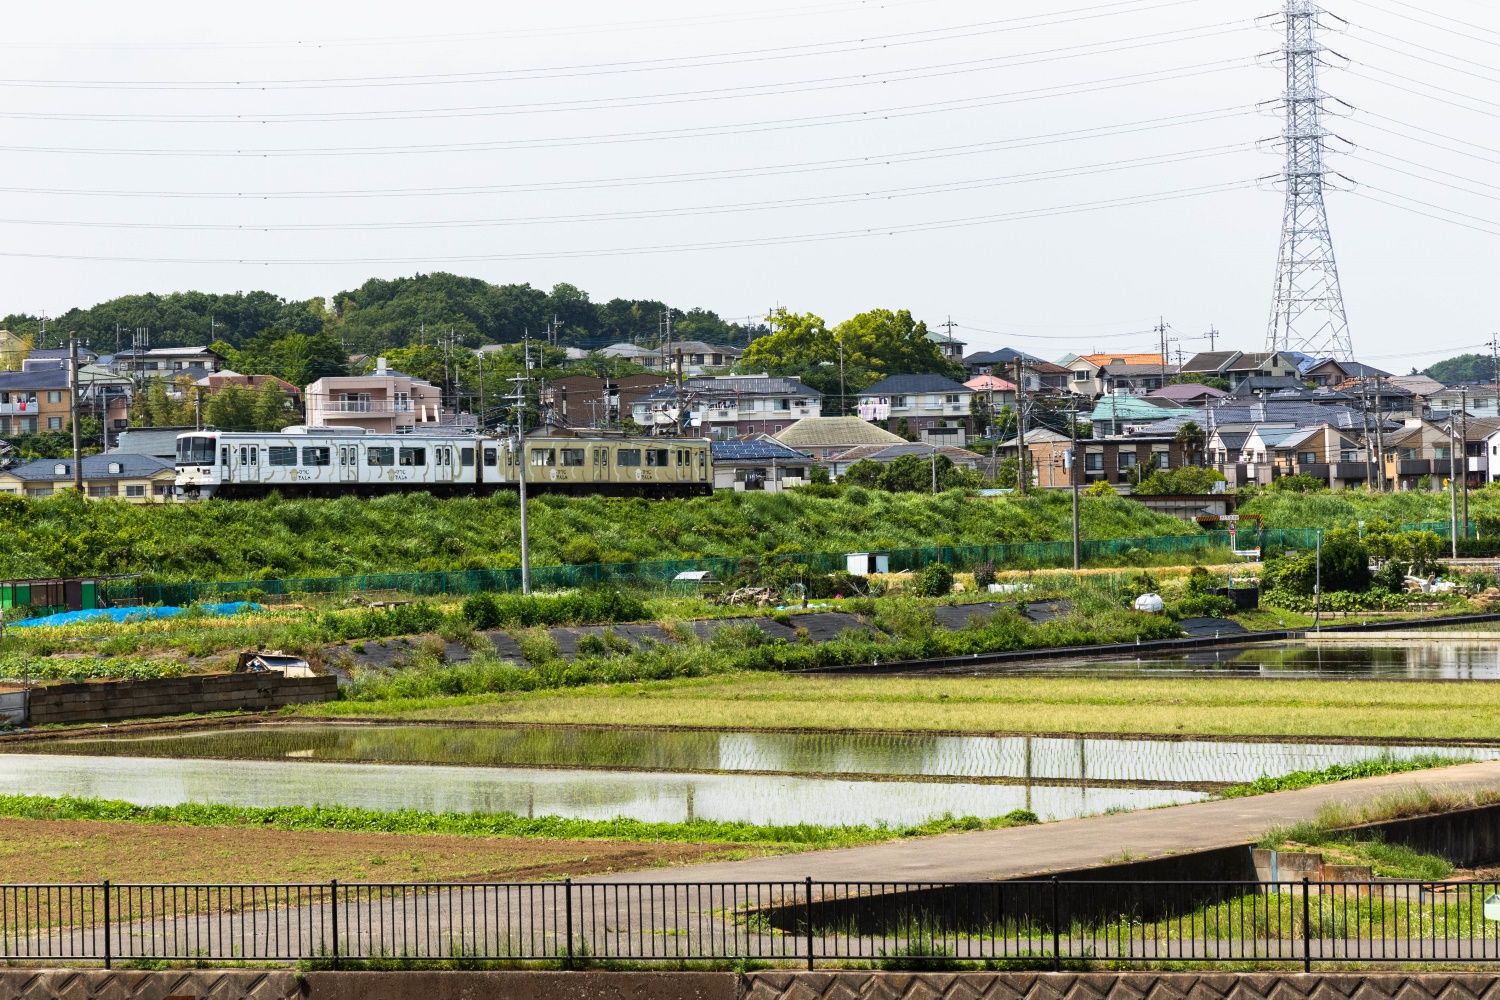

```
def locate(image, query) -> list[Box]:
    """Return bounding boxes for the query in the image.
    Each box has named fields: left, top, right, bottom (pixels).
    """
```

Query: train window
left=178, top=436, right=216, bottom=465
left=482, top=448, right=497, bottom=468
left=302, top=447, right=332, bottom=467
left=367, top=447, right=395, bottom=467
left=530, top=449, right=556, bottom=467
left=561, top=448, right=586, bottom=467
left=699, top=450, right=707, bottom=469
left=268, top=446, right=297, bottom=467
left=646, top=448, right=670, bottom=467
left=399, top=447, right=426, bottom=467
left=221, top=446, right=230, bottom=467
left=461, top=448, right=475, bottom=467
left=617, top=449, right=641, bottom=467
left=239, top=447, right=258, bottom=466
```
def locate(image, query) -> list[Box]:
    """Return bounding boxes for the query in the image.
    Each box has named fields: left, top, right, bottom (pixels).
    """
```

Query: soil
left=0, top=817, right=769, bottom=885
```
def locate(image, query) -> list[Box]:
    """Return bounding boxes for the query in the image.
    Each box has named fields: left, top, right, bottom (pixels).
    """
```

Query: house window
left=88, top=484, right=116, bottom=498
left=1118, top=453, right=1139, bottom=470
left=47, top=416, right=62, bottom=430
left=945, top=394, right=960, bottom=404
left=46, top=391, right=63, bottom=404
left=125, top=485, right=146, bottom=498
left=1073, top=371, right=1089, bottom=382
left=155, top=483, right=174, bottom=496
left=367, top=447, right=395, bottom=467
left=776, top=398, right=790, bottom=411
left=1298, top=451, right=1317, bottom=466
left=1085, top=453, right=1104, bottom=472
left=398, top=446, right=426, bottom=466
left=890, top=395, right=908, bottom=408
left=302, top=447, right=332, bottom=467
left=269, top=446, right=298, bottom=467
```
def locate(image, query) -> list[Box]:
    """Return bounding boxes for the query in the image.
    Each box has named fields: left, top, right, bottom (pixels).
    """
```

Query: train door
left=677, top=448, right=689, bottom=482
left=234, top=443, right=261, bottom=483
left=592, top=447, right=608, bottom=482
left=339, top=445, right=359, bottom=483
left=698, top=446, right=709, bottom=483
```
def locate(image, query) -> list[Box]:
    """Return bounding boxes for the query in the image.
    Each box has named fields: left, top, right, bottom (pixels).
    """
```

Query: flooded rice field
left=1028, top=641, right=1500, bottom=679
left=2, top=719, right=1496, bottom=826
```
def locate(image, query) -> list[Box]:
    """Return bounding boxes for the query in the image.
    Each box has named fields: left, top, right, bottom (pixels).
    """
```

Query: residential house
left=710, top=438, right=813, bottom=492
left=1335, top=377, right=1414, bottom=417
left=1087, top=395, right=1180, bottom=437
left=772, top=416, right=906, bottom=461
left=109, top=346, right=224, bottom=378
left=304, top=357, right=446, bottom=434
left=1032, top=434, right=1189, bottom=489
left=855, top=373, right=973, bottom=444
left=1247, top=423, right=1369, bottom=489
left=1382, top=420, right=1451, bottom=491
left=926, top=329, right=966, bottom=361
left=1096, top=361, right=1178, bottom=396
left=197, top=371, right=304, bottom=411
left=1429, top=385, right=1500, bottom=420
left=546, top=373, right=669, bottom=428
left=598, top=343, right=659, bottom=367
left=964, top=349, right=1070, bottom=392
left=1229, top=376, right=1307, bottom=398
left=602, top=341, right=742, bottom=378
left=1065, top=353, right=1166, bottom=398
left=0, top=454, right=177, bottom=501
left=964, top=374, right=1018, bottom=407
left=1300, top=358, right=1390, bottom=388
left=1001, top=427, right=1071, bottom=487
left=1146, top=383, right=1229, bottom=406
left=1440, top=415, right=1500, bottom=488
left=824, top=442, right=985, bottom=479
left=1179, top=351, right=1301, bottom=389
left=0, top=362, right=72, bottom=435
left=1387, top=374, right=1445, bottom=412
left=632, top=374, right=821, bottom=439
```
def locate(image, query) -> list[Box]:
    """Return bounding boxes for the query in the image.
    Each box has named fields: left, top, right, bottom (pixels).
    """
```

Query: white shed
left=846, top=553, right=890, bottom=576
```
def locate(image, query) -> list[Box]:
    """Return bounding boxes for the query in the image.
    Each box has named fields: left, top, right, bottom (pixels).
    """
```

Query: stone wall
left=3, top=970, right=1500, bottom=1000
left=25, top=673, right=338, bottom=726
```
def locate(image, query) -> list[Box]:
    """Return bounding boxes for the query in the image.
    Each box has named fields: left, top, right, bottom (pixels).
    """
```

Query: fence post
left=102, top=880, right=111, bottom=969
left=805, top=877, right=815, bottom=971
left=330, top=879, right=340, bottom=969
left=563, top=878, right=574, bottom=969
left=1301, top=876, right=1311, bottom=973
left=1051, top=877, right=1061, bottom=972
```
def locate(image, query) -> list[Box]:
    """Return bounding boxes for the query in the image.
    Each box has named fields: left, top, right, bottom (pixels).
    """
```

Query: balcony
left=323, top=400, right=413, bottom=415
left=1397, top=459, right=1432, bottom=476
left=1331, top=463, right=1370, bottom=481
left=1297, top=463, right=1332, bottom=481
left=0, top=401, right=39, bottom=416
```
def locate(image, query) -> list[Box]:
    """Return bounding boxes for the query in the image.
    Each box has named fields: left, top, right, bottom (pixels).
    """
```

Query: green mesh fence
left=99, top=520, right=1478, bottom=607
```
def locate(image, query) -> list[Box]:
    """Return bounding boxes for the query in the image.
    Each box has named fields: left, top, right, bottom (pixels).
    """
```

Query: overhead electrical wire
left=1352, top=113, right=1500, bottom=167
left=0, top=58, right=1256, bottom=157
left=0, top=0, right=1220, bottom=89
left=0, top=144, right=1253, bottom=232
left=0, top=180, right=1259, bottom=265
left=1350, top=0, right=1500, bottom=46
left=0, top=22, right=1255, bottom=124
left=0, top=107, right=1256, bottom=200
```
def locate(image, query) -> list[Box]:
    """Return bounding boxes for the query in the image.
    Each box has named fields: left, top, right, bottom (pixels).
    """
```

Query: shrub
left=461, top=593, right=501, bottom=630
left=559, top=536, right=602, bottom=565
left=916, top=563, right=954, bottom=597
left=972, top=562, right=997, bottom=589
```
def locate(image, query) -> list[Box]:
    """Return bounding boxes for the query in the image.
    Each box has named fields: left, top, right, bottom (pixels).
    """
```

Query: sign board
left=1485, top=894, right=1500, bottom=922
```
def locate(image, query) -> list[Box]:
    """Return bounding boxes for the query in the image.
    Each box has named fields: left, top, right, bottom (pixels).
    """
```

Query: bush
left=1173, top=594, right=1235, bottom=618
left=559, top=537, right=602, bottom=565
left=916, top=563, right=954, bottom=597
left=972, top=561, right=997, bottom=589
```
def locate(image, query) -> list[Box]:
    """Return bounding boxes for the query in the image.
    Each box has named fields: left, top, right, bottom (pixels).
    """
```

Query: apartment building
left=854, top=373, right=974, bottom=438
left=632, top=374, right=822, bottom=439
left=304, top=358, right=445, bottom=434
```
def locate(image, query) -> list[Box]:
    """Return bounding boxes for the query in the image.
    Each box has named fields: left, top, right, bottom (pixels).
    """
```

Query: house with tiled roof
left=854, top=373, right=974, bottom=445
left=632, top=374, right=821, bottom=439
left=1066, top=353, right=1166, bottom=398
left=710, top=437, right=813, bottom=491
left=824, top=442, right=985, bottom=478
left=1180, top=351, right=1300, bottom=388
left=0, top=454, right=177, bottom=502
left=773, top=416, right=906, bottom=461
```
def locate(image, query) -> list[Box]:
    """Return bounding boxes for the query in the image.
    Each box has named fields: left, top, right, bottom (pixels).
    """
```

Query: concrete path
left=595, top=760, right=1500, bottom=883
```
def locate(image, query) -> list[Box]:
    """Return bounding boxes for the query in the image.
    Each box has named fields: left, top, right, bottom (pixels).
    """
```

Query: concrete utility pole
left=1014, top=358, right=1028, bottom=495
left=1449, top=411, right=1460, bottom=560
left=511, top=331, right=533, bottom=596
left=1460, top=387, right=1470, bottom=542
left=1373, top=377, right=1387, bottom=491
left=69, top=337, right=82, bottom=492
left=1070, top=396, right=1081, bottom=571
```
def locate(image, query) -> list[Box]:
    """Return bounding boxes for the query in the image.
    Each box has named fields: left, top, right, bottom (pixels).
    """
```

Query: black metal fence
left=3, top=879, right=1500, bottom=968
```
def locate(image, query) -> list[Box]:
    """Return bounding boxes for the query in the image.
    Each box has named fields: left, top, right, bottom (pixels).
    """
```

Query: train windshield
left=176, top=435, right=217, bottom=466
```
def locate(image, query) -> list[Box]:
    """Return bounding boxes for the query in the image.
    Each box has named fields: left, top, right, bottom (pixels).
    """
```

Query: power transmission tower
left=1265, top=0, right=1355, bottom=362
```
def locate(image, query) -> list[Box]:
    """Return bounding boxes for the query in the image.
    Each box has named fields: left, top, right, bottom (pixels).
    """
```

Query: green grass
left=1220, top=754, right=1472, bottom=798
left=299, top=671, right=1500, bottom=741
left=0, top=793, right=1040, bottom=848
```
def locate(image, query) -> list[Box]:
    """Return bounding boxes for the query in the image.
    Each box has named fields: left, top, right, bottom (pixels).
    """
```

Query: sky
left=0, top=0, right=1497, bottom=371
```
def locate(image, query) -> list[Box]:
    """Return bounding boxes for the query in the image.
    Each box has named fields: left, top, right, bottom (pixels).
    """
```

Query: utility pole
left=1359, top=377, right=1374, bottom=489
left=1204, top=326, right=1220, bottom=351
left=837, top=338, right=846, bottom=416
left=1490, top=335, right=1500, bottom=389
left=1070, top=396, right=1081, bottom=571
left=511, top=331, right=533, bottom=596
left=1449, top=410, right=1460, bottom=560
left=69, top=337, right=82, bottom=493
left=1157, top=317, right=1170, bottom=389
left=1460, top=387, right=1470, bottom=542
left=1373, top=377, right=1387, bottom=491
left=1313, top=529, right=1323, bottom=631
left=930, top=444, right=938, bottom=495
left=1014, top=358, right=1028, bottom=495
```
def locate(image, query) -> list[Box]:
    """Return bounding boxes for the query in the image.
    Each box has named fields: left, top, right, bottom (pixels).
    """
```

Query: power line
left=0, top=0, right=1224, bottom=90
left=1348, top=66, right=1500, bottom=120
left=1350, top=0, right=1500, bottom=45
left=0, top=107, right=1255, bottom=200
left=0, top=179, right=1258, bottom=265
left=0, top=22, right=1255, bottom=123
left=0, top=59, right=1255, bottom=157
left=0, top=146, right=1253, bottom=233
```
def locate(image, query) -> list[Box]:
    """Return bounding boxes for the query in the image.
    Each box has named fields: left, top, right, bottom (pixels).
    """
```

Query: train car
left=176, top=428, right=713, bottom=499
left=175, top=426, right=481, bottom=499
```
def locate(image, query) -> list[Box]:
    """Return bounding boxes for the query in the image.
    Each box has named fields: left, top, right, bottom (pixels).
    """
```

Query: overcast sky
left=1, top=0, right=1496, bottom=369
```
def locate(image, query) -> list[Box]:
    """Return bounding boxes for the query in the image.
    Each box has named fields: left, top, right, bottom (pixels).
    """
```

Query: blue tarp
left=9, top=602, right=260, bottom=629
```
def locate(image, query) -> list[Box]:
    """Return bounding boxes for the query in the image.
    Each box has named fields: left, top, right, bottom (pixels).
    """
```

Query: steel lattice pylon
left=1266, top=0, right=1354, bottom=362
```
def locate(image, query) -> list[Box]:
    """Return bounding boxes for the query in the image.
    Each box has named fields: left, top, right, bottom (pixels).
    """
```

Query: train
left=174, top=426, right=714, bottom=499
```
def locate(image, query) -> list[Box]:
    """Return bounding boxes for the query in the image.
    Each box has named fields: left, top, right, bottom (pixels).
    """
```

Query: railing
left=2, top=879, right=1498, bottom=969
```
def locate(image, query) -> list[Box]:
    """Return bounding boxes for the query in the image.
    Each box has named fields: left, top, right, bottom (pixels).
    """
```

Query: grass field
left=301, top=672, right=1500, bottom=741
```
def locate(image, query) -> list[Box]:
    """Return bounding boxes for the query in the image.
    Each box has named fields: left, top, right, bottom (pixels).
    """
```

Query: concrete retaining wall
left=25, top=673, right=338, bottom=725
left=3, top=970, right=1500, bottom=1000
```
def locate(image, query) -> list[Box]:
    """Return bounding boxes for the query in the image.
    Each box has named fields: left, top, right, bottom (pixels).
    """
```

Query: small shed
left=670, top=571, right=723, bottom=595
left=236, top=651, right=314, bottom=678
left=0, top=578, right=105, bottom=615
left=846, top=553, right=890, bottom=576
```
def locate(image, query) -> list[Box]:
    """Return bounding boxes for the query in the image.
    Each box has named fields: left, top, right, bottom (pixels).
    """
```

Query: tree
left=252, top=381, right=295, bottom=431
left=1133, top=466, right=1226, bottom=495
left=832, top=309, right=965, bottom=382
left=840, top=459, right=886, bottom=488
left=203, top=383, right=257, bottom=430
left=1174, top=421, right=1206, bottom=466
left=1426, top=353, right=1494, bottom=385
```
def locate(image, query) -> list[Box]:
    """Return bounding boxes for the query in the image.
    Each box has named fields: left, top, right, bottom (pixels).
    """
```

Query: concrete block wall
left=25, top=673, right=338, bottom=726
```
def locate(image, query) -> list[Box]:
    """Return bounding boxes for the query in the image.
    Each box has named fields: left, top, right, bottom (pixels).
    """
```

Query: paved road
left=593, top=760, right=1500, bottom=883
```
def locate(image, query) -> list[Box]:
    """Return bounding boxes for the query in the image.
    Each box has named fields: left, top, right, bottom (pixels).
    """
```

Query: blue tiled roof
left=711, top=439, right=810, bottom=462
left=859, top=373, right=971, bottom=395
